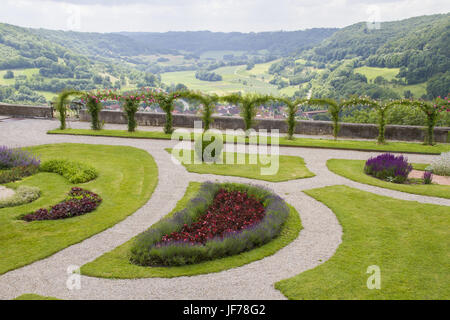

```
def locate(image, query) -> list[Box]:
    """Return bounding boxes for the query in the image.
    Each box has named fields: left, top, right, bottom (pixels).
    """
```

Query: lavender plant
left=364, top=153, right=412, bottom=184
left=423, top=171, right=433, bottom=184
left=0, top=146, right=40, bottom=169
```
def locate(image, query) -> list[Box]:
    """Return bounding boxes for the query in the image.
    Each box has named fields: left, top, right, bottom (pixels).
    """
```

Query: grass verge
left=0, top=143, right=158, bottom=275
left=14, top=294, right=60, bottom=300
left=275, top=185, right=450, bottom=300
left=80, top=182, right=302, bottom=278
left=167, top=148, right=315, bottom=182
left=47, top=128, right=450, bottom=155
left=327, top=159, right=450, bottom=199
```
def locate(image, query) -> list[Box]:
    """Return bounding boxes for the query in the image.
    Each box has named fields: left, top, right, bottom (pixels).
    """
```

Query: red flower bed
left=22, top=187, right=102, bottom=222
left=160, top=189, right=265, bottom=245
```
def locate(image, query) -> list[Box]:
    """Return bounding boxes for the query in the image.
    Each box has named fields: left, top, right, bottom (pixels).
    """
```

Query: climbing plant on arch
left=305, top=98, right=344, bottom=140
left=341, top=96, right=395, bottom=144
left=389, top=96, right=450, bottom=145
left=55, top=89, right=84, bottom=130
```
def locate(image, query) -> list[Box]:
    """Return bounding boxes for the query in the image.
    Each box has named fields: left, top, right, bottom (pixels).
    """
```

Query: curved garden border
left=327, top=159, right=450, bottom=199
left=80, top=182, right=302, bottom=278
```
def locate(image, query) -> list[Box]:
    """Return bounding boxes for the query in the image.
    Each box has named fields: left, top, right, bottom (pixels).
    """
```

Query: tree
left=3, top=71, right=14, bottom=79
left=426, top=71, right=450, bottom=99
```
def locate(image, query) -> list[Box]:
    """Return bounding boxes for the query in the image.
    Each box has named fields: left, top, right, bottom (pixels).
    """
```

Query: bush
left=0, top=186, right=40, bottom=209
left=40, top=159, right=98, bottom=183
left=0, top=146, right=40, bottom=169
left=364, top=153, right=412, bottom=184
left=194, top=134, right=223, bottom=163
left=22, top=187, right=102, bottom=221
left=130, top=182, right=290, bottom=266
left=427, top=152, right=450, bottom=176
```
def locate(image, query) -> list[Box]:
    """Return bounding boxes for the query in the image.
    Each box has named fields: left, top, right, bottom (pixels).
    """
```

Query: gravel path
left=0, top=118, right=448, bottom=300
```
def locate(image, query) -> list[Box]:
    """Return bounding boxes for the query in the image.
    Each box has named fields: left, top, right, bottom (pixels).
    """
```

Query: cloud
left=0, top=0, right=448, bottom=33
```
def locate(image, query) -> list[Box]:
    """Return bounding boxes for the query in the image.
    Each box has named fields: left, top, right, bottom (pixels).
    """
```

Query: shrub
left=130, top=182, right=290, bottom=266
left=364, top=153, right=412, bottom=183
left=22, top=187, right=102, bottom=221
left=40, top=159, right=98, bottom=183
left=194, top=134, right=223, bottom=163
left=0, top=186, right=40, bottom=209
left=0, top=146, right=40, bottom=169
left=423, top=171, right=433, bottom=184
left=427, top=152, right=450, bottom=176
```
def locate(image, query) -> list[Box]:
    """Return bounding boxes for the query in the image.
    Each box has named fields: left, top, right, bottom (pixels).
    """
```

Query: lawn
left=327, top=159, right=450, bottom=199
left=0, top=143, right=158, bottom=275
left=275, top=185, right=450, bottom=300
left=48, top=128, right=450, bottom=155
left=80, top=182, right=302, bottom=278
left=168, top=149, right=315, bottom=182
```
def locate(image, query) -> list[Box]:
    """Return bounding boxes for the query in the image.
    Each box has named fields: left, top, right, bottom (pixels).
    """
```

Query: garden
left=0, top=143, right=158, bottom=274
left=0, top=87, right=449, bottom=301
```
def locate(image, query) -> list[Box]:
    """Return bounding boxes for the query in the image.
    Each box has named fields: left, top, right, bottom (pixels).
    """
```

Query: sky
left=0, top=0, right=449, bottom=33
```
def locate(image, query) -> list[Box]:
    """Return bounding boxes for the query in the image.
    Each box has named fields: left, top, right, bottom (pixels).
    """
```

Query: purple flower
left=365, top=153, right=412, bottom=183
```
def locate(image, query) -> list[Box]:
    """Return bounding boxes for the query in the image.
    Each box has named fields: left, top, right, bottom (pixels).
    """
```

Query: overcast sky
left=0, top=0, right=449, bottom=33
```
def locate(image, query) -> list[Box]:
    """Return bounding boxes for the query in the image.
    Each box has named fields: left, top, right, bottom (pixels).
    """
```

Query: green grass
left=327, top=159, right=450, bottom=199
left=48, top=128, right=450, bottom=155
left=168, top=148, right=315, bottom=182
left=14, top=294, right=60, bottom=300
left=0, top=68, right=39, bottom=86
left=80, top=182, right=302, bottom=278
left=160, top=66, right=281, bottom=95
left=354, top=66, right=400, bottom=82
left=275, top=185, right=450, bottom=300
left=0, top=143, right=158, bottom=275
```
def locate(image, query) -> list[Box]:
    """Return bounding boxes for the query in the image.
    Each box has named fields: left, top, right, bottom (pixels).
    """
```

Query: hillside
left=120, top=29, right=338, bottom=55
left=303, top=13, right=450, bottom=84
left=0, top=13, right=448, bottom=106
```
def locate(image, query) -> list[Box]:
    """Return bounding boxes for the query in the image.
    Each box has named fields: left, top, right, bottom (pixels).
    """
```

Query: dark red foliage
left=160, top=189, right=265, bottom=245
left=22, top=187, right=102, bottom=222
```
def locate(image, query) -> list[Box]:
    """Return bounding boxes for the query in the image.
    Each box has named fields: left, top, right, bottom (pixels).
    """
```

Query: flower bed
left=40, top=159, right=98, bottom=183
left=160, top=189, right=265, bottom=245
left=130, top=182, right=289, bottom=266
left=364, top=153, right=412, bottom=184
left=0, top=146, right=40, bottom=183
left=0, top=186, right=40, bottom=209
left=22, top=187, right=102, bottom=222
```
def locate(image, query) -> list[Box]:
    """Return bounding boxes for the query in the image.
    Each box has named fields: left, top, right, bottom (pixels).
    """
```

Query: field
left=0, top=68, right=40, bottom=85
left=354, top=66, right=400, bottom=82
left=354, top=66, right=428, bottom=98
left=160, top=60, right=303, bottom=96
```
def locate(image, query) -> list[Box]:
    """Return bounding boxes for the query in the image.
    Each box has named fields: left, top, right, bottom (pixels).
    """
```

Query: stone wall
left=79, top=109, right=450, bottom=143
left=0, top=103, right=52, bottom=118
